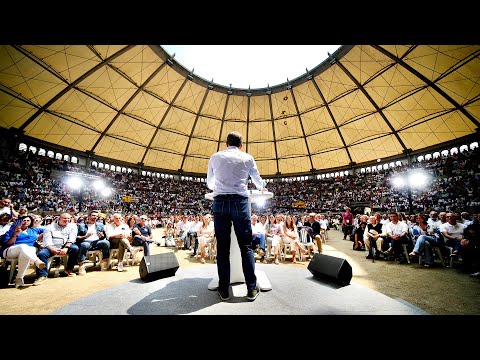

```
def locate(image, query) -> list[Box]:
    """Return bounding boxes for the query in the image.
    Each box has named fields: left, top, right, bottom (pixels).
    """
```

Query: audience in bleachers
left=1, top=139, right=479, bottom=283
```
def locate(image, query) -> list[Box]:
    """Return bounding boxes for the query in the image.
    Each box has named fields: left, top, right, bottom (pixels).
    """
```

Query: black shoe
left=374, top=253, right=381, bottom=260
left=218, top=288, right=230, bottom=301
left=247, top=284, right=260, bottom=301
left=366, top=254, right=373, bottom=259
left=190, top=253, right=196, bottom=257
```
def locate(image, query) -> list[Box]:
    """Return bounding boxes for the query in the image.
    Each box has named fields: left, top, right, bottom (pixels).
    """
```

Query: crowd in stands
left=1, top=137, right=479, bottom=286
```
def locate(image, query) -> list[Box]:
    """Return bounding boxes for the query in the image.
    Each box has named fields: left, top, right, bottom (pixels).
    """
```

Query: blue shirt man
left=207, top=131, right=265, bottom=302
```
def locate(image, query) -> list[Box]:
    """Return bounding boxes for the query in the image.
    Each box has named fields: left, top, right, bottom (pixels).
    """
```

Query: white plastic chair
left=298, top=228, right=316, bottom=262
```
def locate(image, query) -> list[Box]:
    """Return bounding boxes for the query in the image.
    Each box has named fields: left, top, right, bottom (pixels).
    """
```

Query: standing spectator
left=342, top=207, right=354, bottom=240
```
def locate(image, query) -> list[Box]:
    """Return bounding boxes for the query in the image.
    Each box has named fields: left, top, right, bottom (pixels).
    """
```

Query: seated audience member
left=384, top=212, right=410, bottom=261
left=303, top=212, right=322, bottom=253
left=2, top=216, right=45, bottom=288
left=353, top=220, right=367, bottom=251
left=34, top=212, right=79, bottom=285
left=0, top=213, right=12, bottom=239
left=251, top=214, right=266, bottom=260
left=459, top=223, right=480, bottom=274
left=132, top=215, right=152, bottom=257
left=0, top=197, right=19, bottom=218
left=76, top=211, right=110, bottom=274
left=189, top=216, right=203, bottom=257
left=409, top=214, right=442, bottom=267
left=283, top=214, right=308, bottom=263
left=265, top=214, right=283, bottom=264
left=364, top=215, right=385, bottom=259
left=106, top=213, right=138, bottom=272
left=197, top=214, right=215, bottom=264
left=164, top=222, right=175, bottom=247
left=440, top=212, right=466, bottom=256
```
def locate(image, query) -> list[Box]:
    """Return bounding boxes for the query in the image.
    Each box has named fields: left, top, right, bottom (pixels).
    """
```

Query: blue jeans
left=413, top=234, right=441, bottom=265
left=37, top=244, right=79, bottom=277
left=78, top=239, right=110, bottom=263
left=252, top=233, right=266, bottom=252
left=133, top=235, right=151, bottom=256
left=213, top=195, right=256, bottom=291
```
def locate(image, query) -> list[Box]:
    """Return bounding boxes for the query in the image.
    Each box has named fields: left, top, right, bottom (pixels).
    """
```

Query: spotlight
left=67, top=177, right=83, bottom=189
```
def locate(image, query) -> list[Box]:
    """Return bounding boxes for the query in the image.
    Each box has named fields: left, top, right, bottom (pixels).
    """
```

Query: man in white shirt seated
left=105, top=213, right=138, bottom=272
left=251, top=214, right=266, bottom=260
left=34, top=213, right=79, bottom=284
left=383, top=212, right=410, bottom=261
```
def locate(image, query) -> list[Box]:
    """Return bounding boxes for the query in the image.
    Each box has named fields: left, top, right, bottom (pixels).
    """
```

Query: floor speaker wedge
left=307, top=253, right=352, bottom=286
left=139, top=253, right=179, bottom=282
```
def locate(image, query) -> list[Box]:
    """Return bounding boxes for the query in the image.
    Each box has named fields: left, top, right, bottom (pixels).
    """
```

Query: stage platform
left=51, top=264, right=427, bottom=315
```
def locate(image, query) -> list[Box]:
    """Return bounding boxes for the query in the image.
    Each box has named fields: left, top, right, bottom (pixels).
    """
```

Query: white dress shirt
left=207, top=146, right=265, bottom=197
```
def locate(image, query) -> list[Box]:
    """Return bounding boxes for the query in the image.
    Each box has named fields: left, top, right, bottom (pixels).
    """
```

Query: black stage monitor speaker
left=139, top=253, right=179, bottom=282
left=307, top=253, right=352, bottom=286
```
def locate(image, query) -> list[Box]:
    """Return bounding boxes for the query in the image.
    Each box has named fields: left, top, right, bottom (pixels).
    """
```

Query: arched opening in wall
left=433, top=152, right=440, bottom=159
left=47, top=151, right=54, bottom=158
left=425, top=154, right=432, bottom=161
left=98, top=163, right=104, bottom=169
left=360, top=168, right=365, bottom=173
left=450, top=147, right=458, bottom=155
left=377, top=165, right=383, bottom=171
left=340, top=171, right=344, bottom=177
left=334, top=172, right=339, bottom=177
left=395, top=161, right=402, bottom=166
left=28, top=146, right=37, bottom=154
left=38, top=148, right=46, bottom=156
left=459, top=145, right=468, bottom=153
left=116, top=166, right=121, bottom=172
left=147, top=171, right=151, bottom=176
left=383, top=163, right=389, bottom=170
left=55, top=153, right=62, bottom=160
left=141, top=171, right=146, bottom=176
left=417, top=155, right=424, bottom=162
left=389, top=162, right=395, bottom=168
left=63, top=155, right=70, bottom=162
left=366, top=167, right=371, bottom=173
left=326, top=173, right=330, bottom=178
left=71, top=156, right=78, bottom=164
left=104, top=164, right=110, bottom=170
left=344, top=170, right=349, bottom=175
left=470, top=142, right=478, bottom=150
left=19, top=143, right=27, bottom=152
left=92, top=161, right=98, bottom=168
left=441, top=150, right=449, bottom=157
left=127, top=168, right=132, bottom=173
left=121, top=167, right=127, bottom=173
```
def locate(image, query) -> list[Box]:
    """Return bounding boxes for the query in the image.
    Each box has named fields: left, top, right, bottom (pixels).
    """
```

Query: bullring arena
left=0, top=45, right=479, bottom=315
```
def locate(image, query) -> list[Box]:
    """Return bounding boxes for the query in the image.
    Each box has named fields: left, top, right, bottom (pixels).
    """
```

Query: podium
left=205, top=190, right=273, bottom=291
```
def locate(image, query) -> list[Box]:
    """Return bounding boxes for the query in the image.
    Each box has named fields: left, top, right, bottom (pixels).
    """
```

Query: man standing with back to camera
left=207, top=131, right=266, bottom=302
